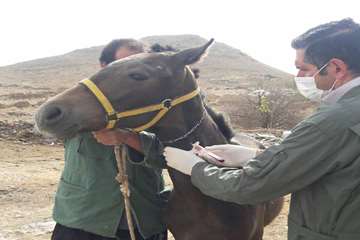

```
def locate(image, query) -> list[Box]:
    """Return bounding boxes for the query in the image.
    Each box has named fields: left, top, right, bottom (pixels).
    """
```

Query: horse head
left=35, top=39, right=214, bottom=139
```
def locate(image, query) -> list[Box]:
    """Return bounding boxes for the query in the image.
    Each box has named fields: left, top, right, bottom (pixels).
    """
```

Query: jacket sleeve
left=126, top=131, right=167, bottom=169
left=190, top=122, right=355, bottom=205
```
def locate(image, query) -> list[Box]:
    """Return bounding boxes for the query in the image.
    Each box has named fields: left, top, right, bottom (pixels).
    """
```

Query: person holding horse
left=164, top=18, right=360, bottom=240
left=51, top=39, right=168, bottom=240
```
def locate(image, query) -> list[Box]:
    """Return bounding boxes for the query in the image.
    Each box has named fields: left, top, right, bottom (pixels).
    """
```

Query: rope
left=114, top=145, right=136, bottom=240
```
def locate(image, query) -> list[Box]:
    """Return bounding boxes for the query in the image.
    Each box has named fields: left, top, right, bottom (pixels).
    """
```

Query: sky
left=0, top=0, right=359, bottom=74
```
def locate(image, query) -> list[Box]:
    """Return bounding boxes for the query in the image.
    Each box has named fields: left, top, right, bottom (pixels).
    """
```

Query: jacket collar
left=323, top=76, right=360, bottom=104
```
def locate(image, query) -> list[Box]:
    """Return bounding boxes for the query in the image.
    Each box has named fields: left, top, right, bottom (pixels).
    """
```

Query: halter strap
left=80, top=78, right=200, bottom=131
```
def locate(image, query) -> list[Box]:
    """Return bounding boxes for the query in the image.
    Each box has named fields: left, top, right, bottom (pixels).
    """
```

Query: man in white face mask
left=162, top=18, right=360, bottom=240
left=294, top=61, right=330, bottom=102
left=294, top=43, right=360, bottom=104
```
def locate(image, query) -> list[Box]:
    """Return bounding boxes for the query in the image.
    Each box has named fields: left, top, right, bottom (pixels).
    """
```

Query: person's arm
left=93, top=129, right=166, bottom=169
left=190, top=122, right=356, bottom=205
left=93, top=129, right=142, bottom=152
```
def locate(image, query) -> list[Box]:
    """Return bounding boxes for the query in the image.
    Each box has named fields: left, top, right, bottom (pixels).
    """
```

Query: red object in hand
left=192, top=142, right=224, bottom=163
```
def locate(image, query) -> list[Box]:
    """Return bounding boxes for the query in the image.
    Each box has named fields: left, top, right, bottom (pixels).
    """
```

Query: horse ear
left=174, top=39, right=214, bottom=65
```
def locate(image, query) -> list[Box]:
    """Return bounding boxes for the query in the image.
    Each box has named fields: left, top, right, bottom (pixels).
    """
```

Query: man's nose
left=296, top=70, right=306, bottom=77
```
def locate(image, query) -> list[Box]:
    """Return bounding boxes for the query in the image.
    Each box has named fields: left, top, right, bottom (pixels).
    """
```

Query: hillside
left=0, top=35, right=293, bottom=90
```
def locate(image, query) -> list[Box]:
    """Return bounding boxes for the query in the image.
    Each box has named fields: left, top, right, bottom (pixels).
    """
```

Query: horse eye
left=129, top=73, right=148, bottom=81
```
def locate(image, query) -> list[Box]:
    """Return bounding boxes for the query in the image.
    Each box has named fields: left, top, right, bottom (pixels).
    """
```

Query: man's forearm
left=118, top=130, right=143, bottom=153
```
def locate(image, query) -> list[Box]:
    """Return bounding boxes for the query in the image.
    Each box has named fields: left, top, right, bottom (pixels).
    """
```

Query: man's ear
left=173, top=39, right=214, bottom=65
left=330, top=58, right=349, bottom=80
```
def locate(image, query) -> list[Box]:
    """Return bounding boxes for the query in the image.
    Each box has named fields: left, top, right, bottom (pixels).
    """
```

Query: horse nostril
left=44, top=106, right=64, bottom=124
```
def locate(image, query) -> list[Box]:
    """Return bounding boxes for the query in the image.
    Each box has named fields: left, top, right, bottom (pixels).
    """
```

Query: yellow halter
left=80, top=79, right=200, bottom=132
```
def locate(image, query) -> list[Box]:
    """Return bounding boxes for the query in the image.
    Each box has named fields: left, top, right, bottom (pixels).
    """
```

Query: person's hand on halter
left=92, top=129, right=143, bottom=153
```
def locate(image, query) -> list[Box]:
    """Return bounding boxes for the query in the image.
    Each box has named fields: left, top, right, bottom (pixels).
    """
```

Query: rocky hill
left=0, top=35, right=293, bottom=90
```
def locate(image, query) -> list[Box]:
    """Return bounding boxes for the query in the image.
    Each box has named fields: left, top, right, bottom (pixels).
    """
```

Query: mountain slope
left=0, top=35, right=292, bottom=90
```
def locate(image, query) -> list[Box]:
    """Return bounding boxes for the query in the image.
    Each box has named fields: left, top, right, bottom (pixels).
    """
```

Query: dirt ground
left=0, top=139, right=290, bottom=240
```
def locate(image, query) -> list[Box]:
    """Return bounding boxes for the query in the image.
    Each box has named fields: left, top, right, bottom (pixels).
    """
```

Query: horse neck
left=153, top=67, right=228, bottom=149
left=154, top=96, right=228, bottom=148
left=152, top=96, right=229, bottom=192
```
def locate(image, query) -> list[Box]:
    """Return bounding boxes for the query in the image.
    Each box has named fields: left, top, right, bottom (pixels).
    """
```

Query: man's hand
left=163, top=144, right=259, bottom=175
left=163, top=147, right=205, bottom=175
left=93, top=129, right=129, bottom=145
left=92, top=129, right=142, bottom=153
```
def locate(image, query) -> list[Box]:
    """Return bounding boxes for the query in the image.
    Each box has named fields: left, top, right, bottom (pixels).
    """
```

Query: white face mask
left=294, top=62, right=331, bottom=102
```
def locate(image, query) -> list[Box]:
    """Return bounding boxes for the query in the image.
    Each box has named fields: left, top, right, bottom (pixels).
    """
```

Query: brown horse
left=35, top=39, right=283, bottom=240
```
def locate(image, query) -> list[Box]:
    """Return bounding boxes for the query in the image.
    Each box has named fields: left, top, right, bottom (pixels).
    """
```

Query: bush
left=216, top=88, right=310, bottom=129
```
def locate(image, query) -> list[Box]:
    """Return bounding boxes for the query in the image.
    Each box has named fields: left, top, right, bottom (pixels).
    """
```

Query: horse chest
left=165, top=173, right=263, bottom=240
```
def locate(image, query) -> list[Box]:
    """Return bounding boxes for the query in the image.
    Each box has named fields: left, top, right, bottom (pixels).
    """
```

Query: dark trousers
left=51, top=223, right=167, bottom=240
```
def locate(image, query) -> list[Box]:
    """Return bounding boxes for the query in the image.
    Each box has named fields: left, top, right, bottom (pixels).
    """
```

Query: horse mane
left=204, top=104, right=235, bottom=141
left=150, top=43, right=178, bottom=53
left=150, top=43, right=235, bottom=142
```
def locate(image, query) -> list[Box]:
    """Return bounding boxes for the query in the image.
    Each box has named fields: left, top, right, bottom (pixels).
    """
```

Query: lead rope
left=114, top=145, right=136, bottom=240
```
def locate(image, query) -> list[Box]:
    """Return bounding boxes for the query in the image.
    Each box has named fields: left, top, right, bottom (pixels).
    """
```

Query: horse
left=35, top=39, right=283, bottom=240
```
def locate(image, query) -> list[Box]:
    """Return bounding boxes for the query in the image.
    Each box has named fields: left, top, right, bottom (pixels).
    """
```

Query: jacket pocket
left=76, top=134, right=118, bottom=187
left=288, top=218, right=335, bottom=240
left=61, top=136, right=90, bottom=189
left=350, top=122, right=360, bottom=136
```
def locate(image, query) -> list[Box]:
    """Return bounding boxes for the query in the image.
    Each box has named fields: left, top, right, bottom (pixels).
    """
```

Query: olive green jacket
left=53, top=132, right=167, bottom=238
left=191, top=86, right=360, bottom=240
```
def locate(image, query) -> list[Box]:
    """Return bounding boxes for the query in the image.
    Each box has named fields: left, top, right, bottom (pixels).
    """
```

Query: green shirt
left=191, top=86, right=360, bottom=240
left=53, top=132, right=167, bottom=238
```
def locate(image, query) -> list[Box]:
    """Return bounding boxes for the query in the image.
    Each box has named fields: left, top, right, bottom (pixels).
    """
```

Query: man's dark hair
left=291, top=18, right=360, bottom=75
left=149, top=43, right=201, bottom=79
left=99, top=39, right=145, bottom=66
left=150, top=43, right=178, bottom=53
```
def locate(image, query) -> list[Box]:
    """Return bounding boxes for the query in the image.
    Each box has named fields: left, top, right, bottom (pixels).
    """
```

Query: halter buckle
left=162, top=99, right=172, bottom=109
left=107, top=112, right=118, bottom=121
